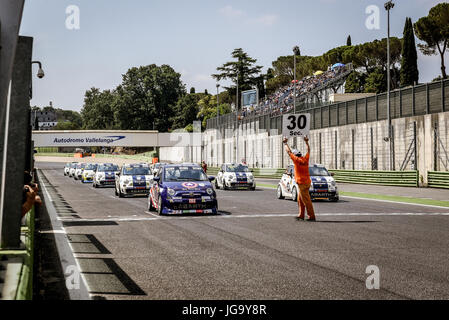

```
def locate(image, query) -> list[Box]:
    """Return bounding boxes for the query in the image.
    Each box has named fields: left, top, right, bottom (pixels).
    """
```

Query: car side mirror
left=116, top=172, right=120, bottom=176
left=330, top=172, right=335, bottom=176
left=250, top=169, right=254, bottom=173
left=208, top=176, right=215, bottom=182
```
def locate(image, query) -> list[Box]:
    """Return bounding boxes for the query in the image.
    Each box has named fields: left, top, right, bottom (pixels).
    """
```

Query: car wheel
left=331, top=196, right=339, bottom=202
left=148, top=196, right=156, bottom=211
left=277, top=185, right=285, bottom=199
left=215, top=178, right=220, bottom=190
left=291, top=187, right=298, bottom=202
left=115, top=185, right=118, bottom=196
left=157, top=196, right=163, bottom=215
left=118, top=186, right=124, bottom=198
left=223, top=181, right=229, bottom=190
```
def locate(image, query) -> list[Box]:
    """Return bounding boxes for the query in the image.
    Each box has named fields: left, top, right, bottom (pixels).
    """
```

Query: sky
left=19, top=0, right=447, bottom=111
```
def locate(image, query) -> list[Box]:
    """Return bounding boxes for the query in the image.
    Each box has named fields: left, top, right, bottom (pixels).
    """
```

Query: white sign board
left=282, top=113, right=310, bottom=138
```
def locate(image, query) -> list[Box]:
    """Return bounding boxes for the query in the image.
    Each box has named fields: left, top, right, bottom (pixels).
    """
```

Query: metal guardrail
left=427, top=171, right=449, bottom=189
left=329, top=170, right=419, bottom=187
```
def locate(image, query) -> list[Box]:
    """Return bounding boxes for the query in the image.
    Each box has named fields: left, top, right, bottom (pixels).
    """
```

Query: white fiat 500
left=115, top=163, right=153, bottom=197
left=277, top=164, right=339, bottom=202
left=93, top=163, right=120, bottom=188
left=215, top=163, right=256, bottom=190
left=74, top=163, right=87, bottom=180
left=68, top=162, right=78, bottom=177
left=64, top=162, right=77, bottom=176
left=81, top=163, right=98, bottom=183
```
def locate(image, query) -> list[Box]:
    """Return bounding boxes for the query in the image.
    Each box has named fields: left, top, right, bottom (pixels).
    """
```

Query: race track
left=37, top=162, right=449, bottom=300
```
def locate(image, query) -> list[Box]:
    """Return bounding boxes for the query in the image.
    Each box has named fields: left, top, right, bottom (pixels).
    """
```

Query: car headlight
left=98, top=173, right=105, bottom=180
left=124, top=178, right=132, bottom=185
left=206, top=188, right=213, bottom=195
left=167, top=188, right=175, bottom=196
left=331, top=180, right=336, bottom=186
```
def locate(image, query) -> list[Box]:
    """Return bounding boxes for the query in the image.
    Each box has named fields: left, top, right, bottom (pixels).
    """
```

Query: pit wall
left=198, top=111, right=449, bottom=186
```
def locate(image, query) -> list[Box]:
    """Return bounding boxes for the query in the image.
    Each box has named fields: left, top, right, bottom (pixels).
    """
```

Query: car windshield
left=164, top=166, right=208, bottom=182
left=122, top=166, right=150, bottom=175
left=85, top=164, right=97, bottom=170
left=98, top=165, right=118, bottom=172
left=70, top=163, right=77, bottom=168
left=225, top=164, right=250, bottom=172
left=76, top=164, right=86, bottom=169
left=309, top=167, right=330, bottom=176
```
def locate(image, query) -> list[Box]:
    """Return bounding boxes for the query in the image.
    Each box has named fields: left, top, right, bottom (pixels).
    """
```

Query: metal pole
left=236, top=72, right=239, bottom=163
left=385, top=1, right=394, bottom=170
left=294, top=54, right=296, bottom=112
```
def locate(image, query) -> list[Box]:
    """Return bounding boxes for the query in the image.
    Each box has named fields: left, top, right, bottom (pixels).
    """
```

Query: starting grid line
left=57, top=211, right=449, bottom=223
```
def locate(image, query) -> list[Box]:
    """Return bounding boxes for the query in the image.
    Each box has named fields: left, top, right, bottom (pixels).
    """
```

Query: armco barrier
left=329, top=170, right=419, bottom=187
left=206, top=167, right=284, bottom=179
left=427, top=171, right=449, bottom=189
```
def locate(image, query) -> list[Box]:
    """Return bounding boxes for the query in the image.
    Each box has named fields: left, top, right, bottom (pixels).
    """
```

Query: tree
left=344, top=71, right=366, bottom=93
left=114, top=64, right=185, bottom=131
left=190, top=87, right=196, bottom=94
left=81, top=88, right=116, bottom=129
left=196, top=95, right=231, bottom=129
left=212, top=48, right=263, bottom=110
left=347, top=35, right=352, bottom=46
left=171, top=93, right=202, bottom=130
left=54, top=121, right=81, bottom=130
left=401, top=17, right=419, bottom=87
left=364, top=68, right=387, bottom=93
left=414, top=3, right=449, bottom=79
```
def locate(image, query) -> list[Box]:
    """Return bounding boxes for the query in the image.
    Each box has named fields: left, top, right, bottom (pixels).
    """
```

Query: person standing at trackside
left=283, top=136, right=316, bottom=222
left=201, top=160, right=207, bottom=174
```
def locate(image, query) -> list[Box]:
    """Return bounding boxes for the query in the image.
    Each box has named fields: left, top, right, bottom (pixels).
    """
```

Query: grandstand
left=239, top=63, right=353, bottom=119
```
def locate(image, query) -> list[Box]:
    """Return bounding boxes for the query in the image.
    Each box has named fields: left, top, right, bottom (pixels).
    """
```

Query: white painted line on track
left=57, top=211, right=449, bottom=223
left=340, top=195, right=449, bottom=209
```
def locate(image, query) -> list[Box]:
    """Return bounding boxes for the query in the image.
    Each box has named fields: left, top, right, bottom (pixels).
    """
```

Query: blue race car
left=148, top=163, right=218, bottom=215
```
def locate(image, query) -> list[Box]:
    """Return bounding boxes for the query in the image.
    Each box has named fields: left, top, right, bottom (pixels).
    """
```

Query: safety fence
left=328, top=170, right=419, bottom=187
left=207, top=167, right=426, bottom=188
left=427, top=171, right=449, bottom=189
left=0, top=206, right=34, bottom=300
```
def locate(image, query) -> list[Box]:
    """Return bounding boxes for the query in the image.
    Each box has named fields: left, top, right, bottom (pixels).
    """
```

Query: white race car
left=115, top=163, right=153, bottom=197
left=68, top=162, right=78, bottom=177
left=215, top=163, right=256, bottom=190
left=93, top=163, right=120, bottom=188
left=64, top=162, right=76, bottom=176
left=81, top=163, right=98, bottom=183
left=74, top=163, right=87, bottom=180
left=277, top=164, right=339, bottom=202
left=151, top=162, right=162, bottom=175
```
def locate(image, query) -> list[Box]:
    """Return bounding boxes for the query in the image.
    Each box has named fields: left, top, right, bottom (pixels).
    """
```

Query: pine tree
left=346, top=35, right=352, bottom=46
left=401, top=17, right=419, bottom=86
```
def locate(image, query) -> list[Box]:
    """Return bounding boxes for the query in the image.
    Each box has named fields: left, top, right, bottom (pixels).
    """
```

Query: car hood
left=311, top=176, right=334, bottom=183
left=162, top=181, right=212, bottom=191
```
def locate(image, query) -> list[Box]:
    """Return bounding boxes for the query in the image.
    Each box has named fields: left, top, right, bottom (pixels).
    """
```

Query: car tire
left=115, top=186, right=118, bottom=196
left=148, top=196, right=156, bottom=211
left=215, top=179, right=220, bottom=190
left=118, top=186, right=124, bottom=198
left=331, top=196, right=339, bottom=202
left=157, top=196, right=163, bottom=215
left=277, top=185, right=285, bottom=199
left=291, top=187, right=298, bottom=202
left=223, top=182, right=229, bottom=190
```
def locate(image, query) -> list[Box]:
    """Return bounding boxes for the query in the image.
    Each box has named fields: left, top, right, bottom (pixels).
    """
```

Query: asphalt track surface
left=37, top=162, right=449, bottom=300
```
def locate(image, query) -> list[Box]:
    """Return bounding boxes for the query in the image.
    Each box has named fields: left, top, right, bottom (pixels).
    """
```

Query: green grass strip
left=258, top=183, right=277, bottom=189
left=340, top=191, right=449, bottom=208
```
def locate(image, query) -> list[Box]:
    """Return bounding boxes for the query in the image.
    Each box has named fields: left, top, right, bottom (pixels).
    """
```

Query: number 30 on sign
left=282, top=113, right=310, bottom=138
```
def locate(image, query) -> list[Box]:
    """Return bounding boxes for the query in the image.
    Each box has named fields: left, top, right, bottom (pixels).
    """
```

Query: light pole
left=235, top=71, right=239, bottom=163
left=385, top=0, right=394, bottom=170
left=216, top=83, right=220, bottom=167
left=292, top=46, right=300, bottom=113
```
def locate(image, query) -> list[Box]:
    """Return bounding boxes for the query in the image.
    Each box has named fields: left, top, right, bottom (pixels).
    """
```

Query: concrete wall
left=200, top=111, right=449, bottom=185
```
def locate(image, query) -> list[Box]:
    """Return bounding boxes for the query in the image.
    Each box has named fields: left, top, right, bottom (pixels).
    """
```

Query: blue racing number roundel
left=182, top=182, right=198, bottom=189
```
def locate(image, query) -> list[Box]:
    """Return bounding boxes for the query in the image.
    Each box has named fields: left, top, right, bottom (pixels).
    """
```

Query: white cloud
left=219, top=5, right=244, bottom=19
left=251, top=14, right=279, bottom=26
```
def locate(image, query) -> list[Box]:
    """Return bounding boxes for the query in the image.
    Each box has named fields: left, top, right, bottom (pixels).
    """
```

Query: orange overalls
left=288, top=151, right=316, bottom=219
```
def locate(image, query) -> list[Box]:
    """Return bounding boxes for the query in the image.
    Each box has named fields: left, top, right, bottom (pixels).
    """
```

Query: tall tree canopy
left=414, top=3, right=449, bottom=79
left=212, top=48, right=263, bottom=110
left=81, top=88, right=116, bottom=129
left=401, top=17, right=419, bottom=87
left=113, top=64, right=185, bottom=131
